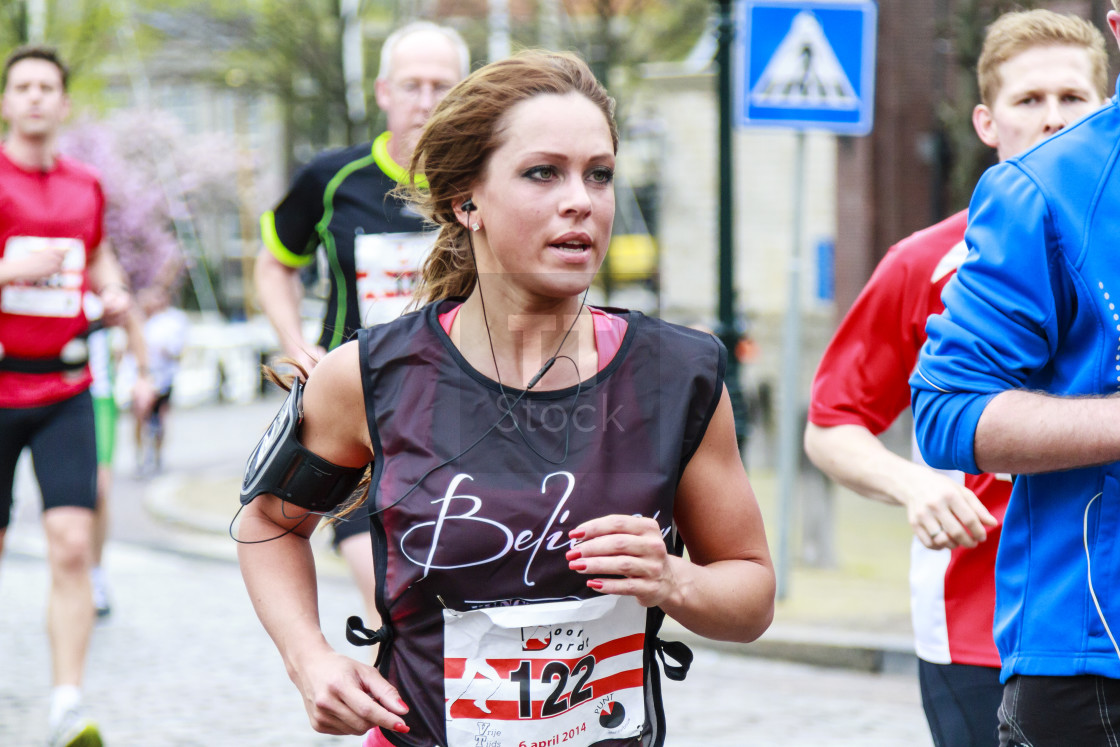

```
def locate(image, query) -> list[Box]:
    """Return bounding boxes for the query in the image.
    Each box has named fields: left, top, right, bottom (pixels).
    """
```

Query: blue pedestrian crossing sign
left=736, top=0, right=878, bottom=135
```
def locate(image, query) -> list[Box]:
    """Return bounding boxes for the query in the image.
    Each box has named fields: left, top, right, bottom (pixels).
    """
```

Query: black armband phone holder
left=239, top=379, right=367, bottom=512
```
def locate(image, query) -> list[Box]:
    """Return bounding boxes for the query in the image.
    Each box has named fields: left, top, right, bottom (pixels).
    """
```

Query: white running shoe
left=48, top=705, right=103, bottom=747
left=91, top=570, right=111, bottom=619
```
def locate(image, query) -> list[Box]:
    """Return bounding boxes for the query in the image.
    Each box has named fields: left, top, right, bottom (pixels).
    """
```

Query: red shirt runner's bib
left=355, top=231, right=436, bottom=327
left=0, top=150, right=105, bottom=407
left=808, top=210, right=1008, bottom=668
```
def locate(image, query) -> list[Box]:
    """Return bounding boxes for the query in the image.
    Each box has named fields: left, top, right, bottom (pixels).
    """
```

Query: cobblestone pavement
left=0, top=539, right=931, bottom=746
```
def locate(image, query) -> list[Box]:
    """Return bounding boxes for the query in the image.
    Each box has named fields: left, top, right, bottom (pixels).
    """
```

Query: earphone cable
left=469, top=218, right=587, bottom=464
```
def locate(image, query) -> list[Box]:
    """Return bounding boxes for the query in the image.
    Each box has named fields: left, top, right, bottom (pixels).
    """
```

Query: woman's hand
left=289, top=647, right=410, bottom=736
left=566, top=514, right=680, bottom=609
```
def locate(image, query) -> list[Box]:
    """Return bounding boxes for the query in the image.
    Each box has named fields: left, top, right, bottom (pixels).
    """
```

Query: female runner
left=238, top=50, right=775, bottom=747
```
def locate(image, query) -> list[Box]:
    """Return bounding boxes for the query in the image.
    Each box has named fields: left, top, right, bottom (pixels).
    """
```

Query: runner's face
left=469, top=92, right=615, bottom=303
left=376, top=31, right=462, bottom=163
left=973, top=44, right=1102, bottom=162
left=2, top=58, right=68, bottom=140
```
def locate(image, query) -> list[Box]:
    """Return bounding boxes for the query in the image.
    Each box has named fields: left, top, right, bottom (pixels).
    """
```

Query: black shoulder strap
left=345, top=616, right=392, bottom=648
left=643, top=527, right=694, bottom=747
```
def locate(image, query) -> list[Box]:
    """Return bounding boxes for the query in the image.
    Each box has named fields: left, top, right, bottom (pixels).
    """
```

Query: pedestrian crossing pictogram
left=750, top=10, right=858, bottom=110
left=736, top=1, right=878, bottom=135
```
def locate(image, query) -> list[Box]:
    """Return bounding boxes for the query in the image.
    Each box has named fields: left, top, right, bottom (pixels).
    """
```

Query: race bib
left=354, top=231, right=435, bottom=327
left=443, top=595, right=647, bottom=747
left=1, top=236, right=85, bottom=317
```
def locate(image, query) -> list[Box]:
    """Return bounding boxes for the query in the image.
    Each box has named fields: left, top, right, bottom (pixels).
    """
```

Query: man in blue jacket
left=911, top=4, right=1120, bottom=744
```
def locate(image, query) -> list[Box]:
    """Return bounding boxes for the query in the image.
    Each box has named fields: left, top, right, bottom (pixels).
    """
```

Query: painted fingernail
left=569, top=560, right=587, bottom=571
left=569, top=529, right=585, bottom=539
left=587, top=579, right=603, bottom=590
left=565, top=548, right=581, bottom=561
left=397, top=699, right=409, bottom=711
left=394, top=722, right=410, bottom=733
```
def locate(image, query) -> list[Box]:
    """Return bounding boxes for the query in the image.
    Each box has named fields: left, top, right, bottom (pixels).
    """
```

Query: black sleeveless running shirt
left=358, top=299, right=726, bottom=747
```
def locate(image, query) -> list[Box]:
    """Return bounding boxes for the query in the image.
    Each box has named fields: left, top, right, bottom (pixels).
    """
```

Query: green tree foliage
left=933, top=0, right=1120, bottom=211
left=0, top=0, right=116, bottom=101
left=188, top=0, right=712, bottom=178
left=554, top=0, right=711, bottom=108
left=583, top=0, right=712, bottom=71
left=0, top=0, right=193, bottom=110
left=3, top=0, right=711, bottom=194
left=941, top=0, right=1035, bottom=210
left=189, top=0, right=404, bottom=177
left=210, top=1, right=351, bottom=153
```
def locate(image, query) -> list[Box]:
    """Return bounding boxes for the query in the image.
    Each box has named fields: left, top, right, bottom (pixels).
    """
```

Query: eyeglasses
left=392, top=79, right=455, bottom=100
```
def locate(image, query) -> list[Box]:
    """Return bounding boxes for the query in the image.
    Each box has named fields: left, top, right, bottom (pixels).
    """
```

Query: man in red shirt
left=0, top=45, right=135, bottom=747
left=804, top=11, right=1109, bottom=746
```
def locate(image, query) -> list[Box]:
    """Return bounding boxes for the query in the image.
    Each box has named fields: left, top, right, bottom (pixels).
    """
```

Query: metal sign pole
left=776, top=130, right=806, bottom=600
left=715, top=0, right=746, bottom=448
left=736, top=0, right=877, bottom=601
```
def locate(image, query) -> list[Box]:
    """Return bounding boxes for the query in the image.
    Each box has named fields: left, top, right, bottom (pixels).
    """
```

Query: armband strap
left=239, top=379, right=367, bottom=512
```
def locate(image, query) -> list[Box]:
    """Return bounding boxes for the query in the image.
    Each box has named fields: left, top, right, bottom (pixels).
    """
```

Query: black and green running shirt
left=260, top=131, right=435, bottom=351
